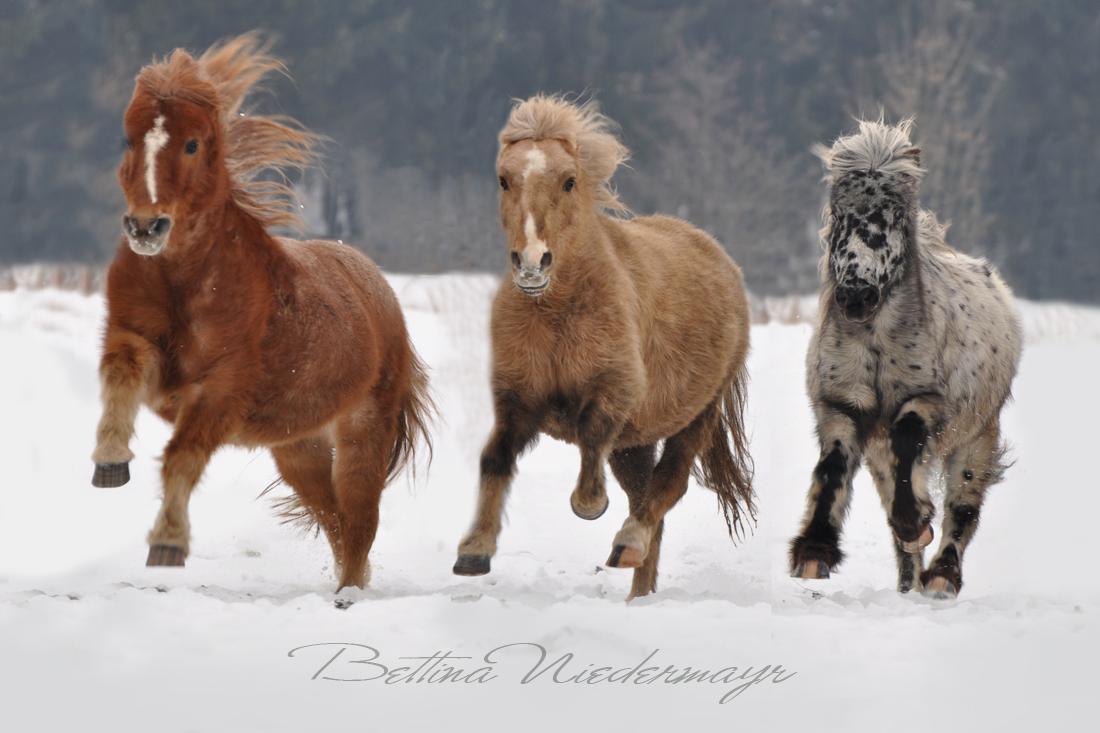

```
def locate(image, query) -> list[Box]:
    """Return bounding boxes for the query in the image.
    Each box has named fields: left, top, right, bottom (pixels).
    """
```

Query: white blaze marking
left=522, top=147, right=546, bottom=179
left=523, top=212, right=547, bottom=266
left=144, top=115, right=168, bottom=203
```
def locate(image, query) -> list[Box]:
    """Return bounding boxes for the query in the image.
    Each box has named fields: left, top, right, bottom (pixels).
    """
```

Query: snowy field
left=1, top=276, right=1097, bottom=732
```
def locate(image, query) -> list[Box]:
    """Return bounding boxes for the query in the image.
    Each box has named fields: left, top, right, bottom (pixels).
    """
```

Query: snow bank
left=0, top=279, right=1095, bottom=731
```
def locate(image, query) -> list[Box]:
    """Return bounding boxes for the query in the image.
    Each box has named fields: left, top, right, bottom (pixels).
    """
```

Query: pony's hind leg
left=608, top=444, right=658, bottom=596
left=607, top=418, right=710, bottom=598
left=789, top=406, right=864, bottom=580
left=270, top=436, right=341, bottom=570
left=921, top=423, right=1005, bottom=599
left=92, top=330, right=159, bottom=487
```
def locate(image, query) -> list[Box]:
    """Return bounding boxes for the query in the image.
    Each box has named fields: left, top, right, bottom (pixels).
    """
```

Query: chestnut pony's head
left=117, top=33, right=318, bottom=256
left=495, top=95, right=629, bottom=296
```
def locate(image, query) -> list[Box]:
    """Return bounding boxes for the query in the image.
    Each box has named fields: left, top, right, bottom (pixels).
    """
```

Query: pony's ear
left=903, top=147, right=922, bottom=166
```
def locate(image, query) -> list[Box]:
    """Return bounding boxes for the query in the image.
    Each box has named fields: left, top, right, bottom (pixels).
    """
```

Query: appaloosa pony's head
left=814, top=118, right=924, bottom=322
left=496, top=95, right=629, bottom=296
left=118, top=33, right=317, bottom=256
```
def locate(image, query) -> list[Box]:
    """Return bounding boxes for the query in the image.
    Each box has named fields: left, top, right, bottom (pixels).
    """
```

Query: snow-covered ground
left=1, top=277, right=1096, bottom=732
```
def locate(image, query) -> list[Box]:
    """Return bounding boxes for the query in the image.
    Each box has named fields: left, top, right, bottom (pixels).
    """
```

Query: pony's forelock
left=499, top=94, right=630, bottom=213
left=814, top=117, right=925, bottom=183
left=131, top=32, right=321, bottom=229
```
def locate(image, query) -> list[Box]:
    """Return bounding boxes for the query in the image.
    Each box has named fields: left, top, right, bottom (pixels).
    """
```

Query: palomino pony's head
left=814, top=118, right=924, bottom=322
left=496, top=95, right=629, bottom=296
left=118, top=33, right=317, bottom=256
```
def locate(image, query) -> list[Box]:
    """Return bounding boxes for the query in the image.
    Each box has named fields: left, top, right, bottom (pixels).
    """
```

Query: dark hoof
left=334, top=598, right=356, bottom=610
left=791, top=560, right=830, bottom=579
left=453, top=554, right=491, bottom=576
left=92, top=462, right=130, bottom=488
left=146, top=544, right=186, bottom=567
left=921, top=576, right=957, bottom=600
left=571, top=494, right=609, bottom=520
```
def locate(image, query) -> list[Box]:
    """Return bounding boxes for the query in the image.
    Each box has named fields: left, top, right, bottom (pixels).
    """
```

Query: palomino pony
left=789, top=119, right=1022, bottom=599
left=91, top=34, right=431, bottom=591
left=452, top=95, right=755, bottom=599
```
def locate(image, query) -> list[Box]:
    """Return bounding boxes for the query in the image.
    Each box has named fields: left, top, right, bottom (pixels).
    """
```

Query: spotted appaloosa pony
left=452, top=95, right=755, bottom=599
left=91, top=34, right=432, bottom=591
left=789, top=119, right=1022, bottom=599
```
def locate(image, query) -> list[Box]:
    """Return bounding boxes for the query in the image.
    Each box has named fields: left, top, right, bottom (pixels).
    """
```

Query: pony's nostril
left=540, top=251, right=552, bottom=270
left=511, top=251, right=521, bottom=269
left=862, top=288, right=880, bottom=308
left=122, top=216, right=137, bottom=236
left=150, top=217, right=172, bottom=237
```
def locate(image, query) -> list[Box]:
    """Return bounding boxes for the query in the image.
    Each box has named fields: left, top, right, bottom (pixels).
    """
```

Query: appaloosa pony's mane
left=811, top=117, right=924, bottom=181
left=134, top=32, right=320, bottom=228
left=498, top=94, right=630, bottom=213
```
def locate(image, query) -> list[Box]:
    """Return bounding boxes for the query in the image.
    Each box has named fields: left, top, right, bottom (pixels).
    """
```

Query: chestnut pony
left=91, top=34, right=431, bottom=591
left=453, top=95, right=755, bottom=599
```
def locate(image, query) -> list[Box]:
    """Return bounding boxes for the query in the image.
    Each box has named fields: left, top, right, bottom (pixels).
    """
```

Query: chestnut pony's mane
left=133, top=32, right=320, bottom=228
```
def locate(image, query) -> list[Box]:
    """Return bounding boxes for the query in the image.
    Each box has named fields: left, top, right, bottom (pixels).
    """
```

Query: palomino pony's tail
left=693, top=364, right=757, bottom=540
left=386, top=349, right=435, bottom=485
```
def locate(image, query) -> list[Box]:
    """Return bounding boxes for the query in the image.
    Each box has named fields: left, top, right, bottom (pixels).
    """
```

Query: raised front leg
left=91, top=330, right=160, bottom=487
left=569, top=393, right=625, bottom=520
left=789, top=406, right=864, bottom=580
left=453, top=391, right=539, bottom=576
left=146, top=388, right=238, bottom=566
left=885, top=397, right=942, bottom=553
left=921, top=423, right=1005, bottom=599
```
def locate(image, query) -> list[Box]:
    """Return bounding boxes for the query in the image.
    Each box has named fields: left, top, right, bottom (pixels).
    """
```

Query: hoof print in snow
left=453, top=554, right=491, bottom=576
left=92, top=462, right=130, bottom=488
left=792, top=560, right=830, bottom=579
left=146, top=544, right=185, bottom=567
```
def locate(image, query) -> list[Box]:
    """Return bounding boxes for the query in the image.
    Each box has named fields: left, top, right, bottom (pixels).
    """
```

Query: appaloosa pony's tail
left=387, top=349, right=435, bottom=484
left=693, top=364, right=756, bottom=540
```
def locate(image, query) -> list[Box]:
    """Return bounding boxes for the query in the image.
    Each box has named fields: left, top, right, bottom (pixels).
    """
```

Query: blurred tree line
left=0, top=0, right=1097, bottom=301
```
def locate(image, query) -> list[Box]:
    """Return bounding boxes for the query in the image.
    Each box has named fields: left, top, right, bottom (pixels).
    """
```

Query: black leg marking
left=789, top=444, right=848, bottom=574
left=949, top=504, right=979, bottom=541
left=888, top=412, right=932, bottom=543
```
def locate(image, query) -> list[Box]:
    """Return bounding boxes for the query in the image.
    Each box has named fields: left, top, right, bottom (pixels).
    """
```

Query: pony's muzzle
left=835, top=283, right=881, bottom=322
left=123, top=214, right=172, bottom=255
left=511, top=250, right=553, bottom=295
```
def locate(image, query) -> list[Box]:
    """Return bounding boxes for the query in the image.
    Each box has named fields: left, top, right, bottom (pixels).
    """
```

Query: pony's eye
left=499, top=176, right=509, bottom=191
left=563, top=177, right=575, bottom=192
left=185, top=139, right=199, bottom=155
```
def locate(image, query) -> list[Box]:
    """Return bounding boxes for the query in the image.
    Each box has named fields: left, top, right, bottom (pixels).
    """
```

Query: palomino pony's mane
left=499, top=94, right=630, bottom=213
left=134, top=32, right=320, bottom=229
